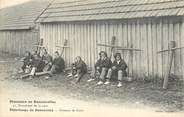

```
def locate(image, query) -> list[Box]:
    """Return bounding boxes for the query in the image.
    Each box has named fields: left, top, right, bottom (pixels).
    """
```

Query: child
left=67, top=56, right=87, bottom=82
left=49, top=51, right=65, bottom=76
left=105, top=53, right=127, bottom=87
left=88, top=51, right=112, bottom=85
left=41, top=49, right=53, bottom=72
left=19, top=51, right=33, bottom=73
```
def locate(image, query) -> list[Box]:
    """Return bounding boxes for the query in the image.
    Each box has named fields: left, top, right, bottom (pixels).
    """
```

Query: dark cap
left=114, top=53, right=122, bottom=59
left=55, top=51, right=60, bottom=55
left=99, top=51, right=107, bottom=57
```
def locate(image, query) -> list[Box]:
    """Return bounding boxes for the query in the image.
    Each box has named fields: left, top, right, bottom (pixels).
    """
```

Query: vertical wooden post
left=163, top=41, right=176, bottom=89
left=110, top=36, right=116, bottom=62
left=60, top=39, right=68, bottom=56
left=37, top=38, right=43, bottom=54
left=128, top=44, right=133, bottom=76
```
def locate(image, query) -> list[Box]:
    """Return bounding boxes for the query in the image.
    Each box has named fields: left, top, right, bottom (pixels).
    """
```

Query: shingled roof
left=37, top=0, right=184, bottom=23
left=0, top=0, right=51, bottom=30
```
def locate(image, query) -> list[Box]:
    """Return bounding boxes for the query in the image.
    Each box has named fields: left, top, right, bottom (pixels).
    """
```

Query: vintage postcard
left=0, top=0, right=183, bottom=117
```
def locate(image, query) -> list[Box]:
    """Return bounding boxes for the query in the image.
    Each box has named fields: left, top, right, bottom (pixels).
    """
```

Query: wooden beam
left=109, top=36, right=116, bottom=60
left=33, top=45, right=45, bottom=48
left=56, top=45, right=69, bottom=48
left=97, top=43, right=142, bottom=51
left=0, top=61, right=16, bottom=63
left=117, top=48, right=142, bottom=51
left=21, top=71, right=50, bottom=79
left=97, top=43, right=122, bottom=48
left=157, top=46, right=184, bottom=53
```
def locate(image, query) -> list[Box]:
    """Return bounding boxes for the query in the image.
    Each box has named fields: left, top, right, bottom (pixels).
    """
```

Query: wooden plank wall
left=40, top=18, right=184, bottom=79
left=0, top=30, right=39, bottom=56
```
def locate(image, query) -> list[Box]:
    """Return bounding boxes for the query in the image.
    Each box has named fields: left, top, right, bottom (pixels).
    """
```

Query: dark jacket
left=72, top=60, right=87, bottom=73
left=53, top=57, right=65, bottom=72
left=32, top=57, right=45, bottom=72
left=112, top=59, right=127, bottom=71
left=95, top=57, right=112, bottom=69
left=23, top=55, right=33, bottom=66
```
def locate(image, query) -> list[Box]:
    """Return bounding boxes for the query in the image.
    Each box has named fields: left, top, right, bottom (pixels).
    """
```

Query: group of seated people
left=20, top=49, right=128, bottom=87
left=88, top=51, right=128, bottom=87
left=20, top=49, right=65, bottom=79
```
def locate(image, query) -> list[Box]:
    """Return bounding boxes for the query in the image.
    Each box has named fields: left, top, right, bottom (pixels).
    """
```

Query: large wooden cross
left=97, top=36, right=142, bottom=75
left=97, top=37, right=142, bottom=53
left=33, top=38, right=45, bottom=54
left=117, top=44, right=142, bottom=75
left=157, top=41, right=184, bottom=89
left=97, top=36, right=116, bottom=61
left=56, top=39, right=69, bottom=57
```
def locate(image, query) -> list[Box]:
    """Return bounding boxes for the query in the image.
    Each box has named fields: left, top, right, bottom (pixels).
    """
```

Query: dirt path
left=0, top=54, right=183, bottom=117
left=0, top=74, right=156, bottom=117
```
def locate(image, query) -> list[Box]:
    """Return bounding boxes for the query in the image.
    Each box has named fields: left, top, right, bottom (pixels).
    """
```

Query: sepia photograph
left=0, top=0, right=184, bottom=117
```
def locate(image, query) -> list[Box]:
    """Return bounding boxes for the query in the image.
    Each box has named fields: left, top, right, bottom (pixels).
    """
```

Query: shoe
left=117, top=82, right=122, bottom=87
left=97, top=81, right=103, bottom=85
left=74, top=74, right=78, bottom=78
left=45, top=76, right=50, bottom=80
left=67, top=73, right=73, bottom=77
left=104, top=81, right=110, bottom=85
left=87, top=78, right=95, bottom=82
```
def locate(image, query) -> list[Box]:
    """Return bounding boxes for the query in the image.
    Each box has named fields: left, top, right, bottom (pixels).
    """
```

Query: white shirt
left=117, top=60, right=121, bottom=64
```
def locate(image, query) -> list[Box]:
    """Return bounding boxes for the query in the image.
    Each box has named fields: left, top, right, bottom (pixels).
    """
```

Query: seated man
left=48, top=51, right=65, bottom=76
left=19, top=51, right=33, bottom=73
left=29, top=53, right=44, bottom=79
left=41, top=48, right=53, bottom=72
left=67, top=56, right=87, bottom=82
left=88, top=51, right=112, bottom=85
left=105, top=53, right=127, bottom=87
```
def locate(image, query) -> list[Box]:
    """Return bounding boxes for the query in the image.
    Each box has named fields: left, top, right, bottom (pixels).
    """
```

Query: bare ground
left=0, top=53, right=184, bottom=116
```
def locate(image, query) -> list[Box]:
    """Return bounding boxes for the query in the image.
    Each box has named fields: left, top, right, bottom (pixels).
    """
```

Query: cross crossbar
left=157, top=46, right=184, bottom=53
left=117, top=48, right=142, bottom=51
left=33, top=45, right=45, bottom=48
left=97, top=43, right=142, bottom=51
left=158, top=41, right=183, bottom=89
left=56, top=39, right=68, bottom=56
left=56, top=45, right=69, bottom=48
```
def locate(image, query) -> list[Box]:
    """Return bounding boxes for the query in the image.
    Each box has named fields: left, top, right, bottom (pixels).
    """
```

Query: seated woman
left=105, top=53, right=128, bottom=87
left=88, top=51, right=112, bottom=85
left=41, top=49, right=53, bottom=72
left=48, top=51, right=65, bottom=76
left=19, top=51, right=33, bottom=73
left=67, top=56, right=87, bottom=82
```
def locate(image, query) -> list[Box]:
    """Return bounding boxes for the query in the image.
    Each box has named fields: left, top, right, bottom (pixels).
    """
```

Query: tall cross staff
left=117, top=44, right=142, bottom=76
left=33, top=38, right=45, bottom=55
left=97, top=36, right=116, bottom=61
left=157, top=41, right=184, bottom=89
left=56, top=39, right=69, bottom=57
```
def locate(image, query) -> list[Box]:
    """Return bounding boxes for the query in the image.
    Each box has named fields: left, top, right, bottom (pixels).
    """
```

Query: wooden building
left=0, top=0, right=50, bottom=55
left=37, top=0, right=184, bottom=79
